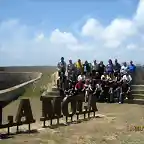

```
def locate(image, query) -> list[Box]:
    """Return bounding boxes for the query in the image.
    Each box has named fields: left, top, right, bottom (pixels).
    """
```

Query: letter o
left=62, top=96, right=76, bottom=117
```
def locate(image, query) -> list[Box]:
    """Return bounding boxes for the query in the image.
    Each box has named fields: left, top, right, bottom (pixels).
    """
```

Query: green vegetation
left=21, top=67, right=56, bottom=98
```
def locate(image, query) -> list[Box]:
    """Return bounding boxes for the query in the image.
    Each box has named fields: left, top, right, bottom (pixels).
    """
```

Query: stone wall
left=0, top=72, right=41, bottom=90
left=0, top=72, right=42, bottom=107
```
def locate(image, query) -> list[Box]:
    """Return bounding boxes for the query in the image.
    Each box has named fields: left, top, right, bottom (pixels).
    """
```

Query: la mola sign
left=0, top=94, right=98, bottom=135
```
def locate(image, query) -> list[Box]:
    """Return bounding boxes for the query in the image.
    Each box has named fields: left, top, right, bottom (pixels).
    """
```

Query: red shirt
left=75, top=82, right=84, bottom=90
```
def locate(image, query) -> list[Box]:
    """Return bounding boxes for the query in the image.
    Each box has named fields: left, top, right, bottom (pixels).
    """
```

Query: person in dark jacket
left=98, top=61, right=105, bottom=76
left=113, top=59, right=121, bottom=76
left=83, top=61, right=91, bottom=76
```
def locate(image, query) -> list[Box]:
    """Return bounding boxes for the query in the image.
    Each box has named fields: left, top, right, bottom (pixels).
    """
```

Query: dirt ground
left=1, top=97, right=144, bottom=144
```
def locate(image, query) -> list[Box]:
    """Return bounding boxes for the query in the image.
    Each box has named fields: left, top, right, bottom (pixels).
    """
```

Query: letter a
left=15, top=99, right=35, bottom=123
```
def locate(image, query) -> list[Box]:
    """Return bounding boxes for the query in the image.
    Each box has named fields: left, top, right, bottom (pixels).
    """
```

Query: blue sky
left=0, top=0, right=143, bottom=66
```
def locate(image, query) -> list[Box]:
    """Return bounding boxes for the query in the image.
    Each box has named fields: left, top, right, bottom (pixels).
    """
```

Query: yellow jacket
left=75, top=61, right=83, bottom=69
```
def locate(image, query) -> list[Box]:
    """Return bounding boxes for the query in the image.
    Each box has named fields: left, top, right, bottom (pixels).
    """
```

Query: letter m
left=40, top=96, right=63, bottom=121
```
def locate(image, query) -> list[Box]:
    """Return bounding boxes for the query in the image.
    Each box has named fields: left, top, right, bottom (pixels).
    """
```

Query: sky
left=0, top=0, right=144, bottom=66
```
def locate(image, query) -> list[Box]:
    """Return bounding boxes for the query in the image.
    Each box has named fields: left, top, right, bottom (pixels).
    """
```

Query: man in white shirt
left=92, top=60, right=99, bottom=77
left=120, top=62, right=128, bottom=75
left=92, top=60, right=99, bottom=71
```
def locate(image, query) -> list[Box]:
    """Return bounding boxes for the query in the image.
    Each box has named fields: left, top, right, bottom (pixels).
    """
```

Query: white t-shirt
left=92, top=62, right=98, bottom=70
left=77, top=75, right=83, bottom=81
left=120, top=66, right=128, bottom=74
left=77, top=75, right=86, bottom=81
left=122, top=75, right=132, bottom=82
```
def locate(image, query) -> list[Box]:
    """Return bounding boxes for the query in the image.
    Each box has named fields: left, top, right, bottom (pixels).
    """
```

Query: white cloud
left=81, top=18, right=103, bottom=39
left=50, top=29, right=93, bottom=52
left=35, top=33, right=45, bottom=42
left=50, top=29, right=78, bottom=45
left=134, top=0, right=144, bottom=27
left=126, top=44, right=137, bottom=50
left=102, top=19, right=135, bottom=48
left=0, top=0, right=144, bottom=66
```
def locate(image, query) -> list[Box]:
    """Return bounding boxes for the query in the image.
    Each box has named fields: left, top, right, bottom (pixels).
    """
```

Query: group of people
left=57, top=57, right=136, bottom=104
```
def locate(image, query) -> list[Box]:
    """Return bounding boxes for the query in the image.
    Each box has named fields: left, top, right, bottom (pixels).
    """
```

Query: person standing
left=120, top=62, right=128, bottom=75
left=67, top=59, right=76, bottom=78
left=106, top=59, right=113, bottom=74
left=128, top=61, right=136, bottom=83
left=98, top=61, right=105, bottom=76
left=92, top=60, right=99, bottom=76
left=75, top=59, right=84, bottom=75
left=57, top=57, right=67, bottom=77
left=83, top=60, right=91, bottom=76
left=113, top=59, right=121, bottom=74
left=128, top=61, right=136, bottom=74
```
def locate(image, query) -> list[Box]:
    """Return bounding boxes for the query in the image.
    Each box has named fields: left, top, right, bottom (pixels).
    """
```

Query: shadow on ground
left=42, top=114, right=104, bottom=129
left=125, top=99, right=144, bottom=105
left=0, top=129, right=39, bottom=140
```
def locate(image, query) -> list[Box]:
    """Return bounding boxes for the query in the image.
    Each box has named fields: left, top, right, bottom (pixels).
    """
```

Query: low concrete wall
left=133, top=66, right=144, bottom=85
left=0, top=72, right=42, bottom=107
left=0, top=72, right=41, bottom=90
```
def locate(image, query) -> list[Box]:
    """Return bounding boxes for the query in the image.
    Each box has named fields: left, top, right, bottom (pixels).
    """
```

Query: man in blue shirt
left=128, top=61, right=136, bottom=73
left=128, top=61, right=136, bottom=83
